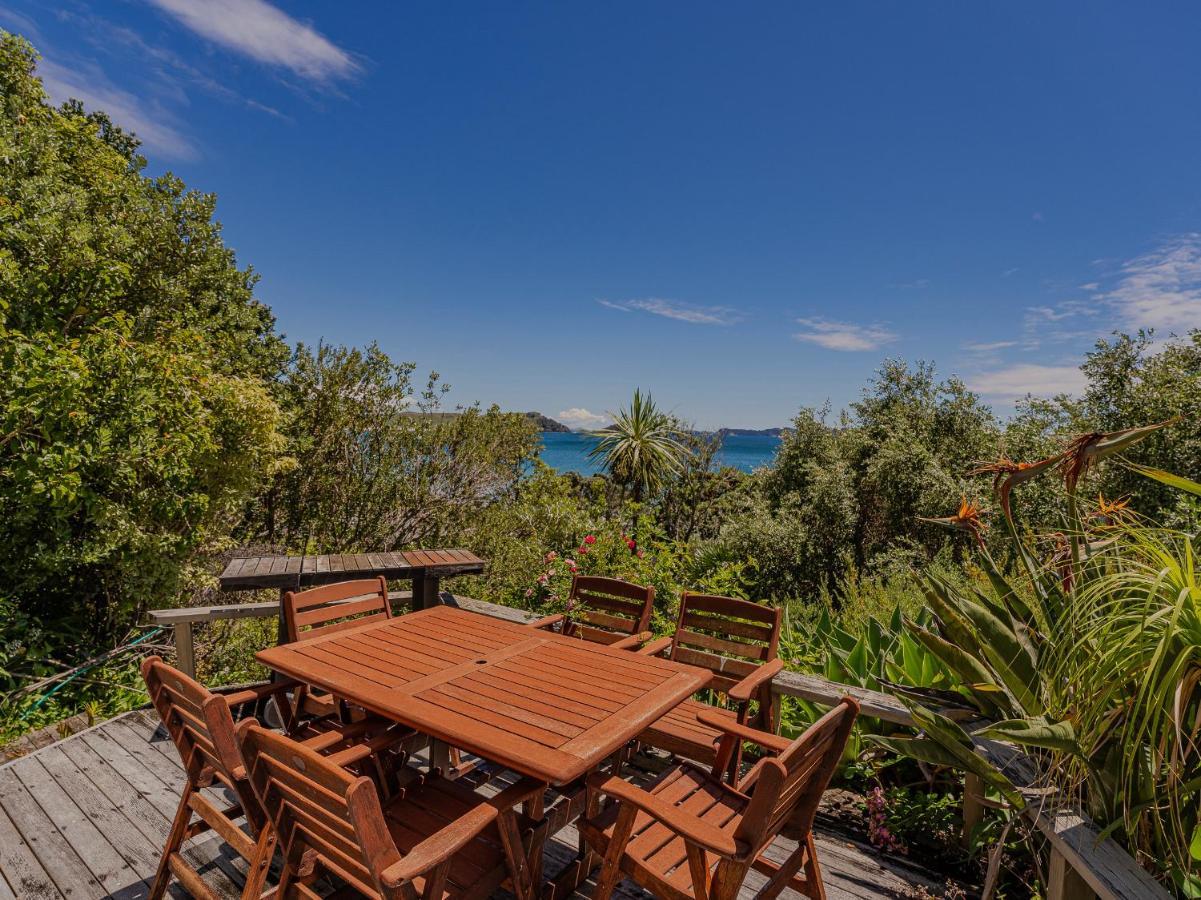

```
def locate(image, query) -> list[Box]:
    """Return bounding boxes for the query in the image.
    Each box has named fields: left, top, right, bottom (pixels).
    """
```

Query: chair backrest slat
left=670, top=646, right=759, bottom=695
left=565, top=575, right=654, bottom=641
left=240, top=724, right=398, bottom=897
left=143, top=657, right=240, bottom=780
left=284, top=576, right=392, bottom=643
left=734, top=697, right=859, bottom=850
left=141, top=656, right=264, bottom=830
left=668, top=592, right=781, bottom=698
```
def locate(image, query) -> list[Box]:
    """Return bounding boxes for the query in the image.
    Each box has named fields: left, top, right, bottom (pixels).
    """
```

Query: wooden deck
left=0, top=709, right=955, bottom=900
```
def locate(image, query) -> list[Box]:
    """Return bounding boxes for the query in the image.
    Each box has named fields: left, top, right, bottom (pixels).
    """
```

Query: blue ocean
left=536, top=431, right=781, bottom=476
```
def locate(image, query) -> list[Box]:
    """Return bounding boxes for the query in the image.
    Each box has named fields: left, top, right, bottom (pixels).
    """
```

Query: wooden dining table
left=255, top=604, right=711, bottom=787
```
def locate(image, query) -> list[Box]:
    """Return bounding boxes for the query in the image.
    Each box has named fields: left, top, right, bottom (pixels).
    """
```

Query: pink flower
left=565, top=559, right=578, bottom=572
left=578, top=546, right=589, bottom=555
left=538, top=574, right=549, bottom=585
left=636, top=550, right=645, bottom=558
left=545, top=551, right=558, bottom=562
left=524, top=588, right=534, bottom=597
left=583, top=535, right=596, bottom=545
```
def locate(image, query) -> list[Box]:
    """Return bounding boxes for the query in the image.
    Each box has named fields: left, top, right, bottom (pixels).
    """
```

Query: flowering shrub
left=865, top=786, right=907, bottom=855
left=526, top=525, right=666, bottom=623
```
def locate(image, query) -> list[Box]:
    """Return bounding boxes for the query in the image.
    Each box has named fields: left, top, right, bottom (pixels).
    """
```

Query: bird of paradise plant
left=872, top=419, right=1200, bottom=892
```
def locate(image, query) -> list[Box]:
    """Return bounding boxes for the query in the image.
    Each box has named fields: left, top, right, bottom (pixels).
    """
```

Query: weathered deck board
left=0, top=710, right=953, bottom=900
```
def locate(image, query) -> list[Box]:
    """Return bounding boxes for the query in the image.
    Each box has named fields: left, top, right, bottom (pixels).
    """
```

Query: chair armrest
left=609, top=631, right=652, bottom=651
left=528, top=613, right=565, bottom=631
left=727, top=658, right=784, bottom=703
left=219, top=680, right=298, bottom=709
left=322, top=726, right=416, bottom=768
left=637, top=636, right=674, bottom=657
left=486, top=775, right=547, bottom=816
left=380, top=802, right=498, bottom=887
left=696, top=709, right=792, bottom=754
left=586, top=774, right=744, bottom=858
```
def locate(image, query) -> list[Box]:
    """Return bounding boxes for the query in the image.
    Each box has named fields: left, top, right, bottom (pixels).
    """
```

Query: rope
left=17, top=627, right=165, bottom=720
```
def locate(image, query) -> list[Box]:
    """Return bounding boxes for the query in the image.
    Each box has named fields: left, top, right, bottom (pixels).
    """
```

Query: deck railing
left=148, top=591, right=1169, bottom=900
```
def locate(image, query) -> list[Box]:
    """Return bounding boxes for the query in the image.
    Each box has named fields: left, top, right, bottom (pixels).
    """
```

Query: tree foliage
left=0, top=34, right=285, bottom=643
left=248, top=342, right=540, bottom=553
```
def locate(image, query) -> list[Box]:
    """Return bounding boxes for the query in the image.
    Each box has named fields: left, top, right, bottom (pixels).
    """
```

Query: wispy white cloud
left=1101, top=233, right=1201, bottom=335
left=61, top=8, right=288, bottom=119
left=963, top=340, right=1019, bottom=353
left=793, top=318, right=897, bottom=352
left=37, top=56, right=197, bottom=160
left=556, top=408, right=611, bottom=430
left=146, top=0, right=359, bottom=83
left=966, top=363, right=1087, bottom=401
left=598, top=298, right=740, bottom=326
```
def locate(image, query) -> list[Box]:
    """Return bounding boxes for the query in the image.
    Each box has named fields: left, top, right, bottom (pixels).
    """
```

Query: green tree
left=252, top=342, right=539, bottom=553
left=0, top=33, right=285, bottom=647
left=589, top=389, right=686, bottom=502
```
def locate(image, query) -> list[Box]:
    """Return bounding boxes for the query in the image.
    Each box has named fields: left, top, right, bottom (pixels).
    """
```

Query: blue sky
left=4, top=2, right=1201, bottom=429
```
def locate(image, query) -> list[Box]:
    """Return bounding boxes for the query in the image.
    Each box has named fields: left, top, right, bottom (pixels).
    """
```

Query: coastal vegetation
left=4, top=31, right=1201, bottom=895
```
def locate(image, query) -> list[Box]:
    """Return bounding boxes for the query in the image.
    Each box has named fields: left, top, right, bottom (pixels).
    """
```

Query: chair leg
left=150, top=782, right=195, bottom=900
left=241, top=826, right=278, bottom=900
left=497, top=809, right=535, bottom=900
left=592, top=803, right=637, bottom=900
left=803, top=833, right=826, bottom=900
left=751, top=833, right=824, bottom=900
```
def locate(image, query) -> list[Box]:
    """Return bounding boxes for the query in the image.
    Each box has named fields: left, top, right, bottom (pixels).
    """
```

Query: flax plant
left=1056, top=525, right=1201, bottom=880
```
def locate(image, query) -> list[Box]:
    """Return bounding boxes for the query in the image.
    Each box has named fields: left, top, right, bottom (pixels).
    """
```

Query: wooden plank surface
left=256, top=606, right=708, bottom=785
left=0, top=710, right=952, bottom=900
left=219, top=549, right=485, bottom=590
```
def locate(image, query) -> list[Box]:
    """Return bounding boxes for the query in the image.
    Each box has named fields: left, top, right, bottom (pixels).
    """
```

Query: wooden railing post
left=961, top=772, right=984, bottom=848
left=173, top=621, right=195, bottom=679
left=1049, top=847, right=1095, bottom=900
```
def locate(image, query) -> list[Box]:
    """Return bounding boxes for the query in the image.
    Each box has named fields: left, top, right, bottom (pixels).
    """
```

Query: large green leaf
left=1125, top=461, right=1201, bottom=498
left=943, top=584, right=1042, bottom=715
left=889, top=699, right=1027, bottom=808
left=977, top=715, right=1081, bottom=754
left=906, top=620, right=1014, bottom=718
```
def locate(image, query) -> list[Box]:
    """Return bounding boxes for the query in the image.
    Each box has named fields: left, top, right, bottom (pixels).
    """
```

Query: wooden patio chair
left=142, top=656, right=413, bottom=900
left=283, top=576, right=395, bottom=719
left=529, top=575, right=654, bottom=651
left=580, top=697, right=859, bottom=900
left=239, top=722, right=549, bottom=900
left=636, top=591, right=783, bottom=771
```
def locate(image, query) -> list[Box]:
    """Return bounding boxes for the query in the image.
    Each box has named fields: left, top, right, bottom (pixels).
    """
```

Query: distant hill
left=713, top=427, right=786, bottom=438
left=526, top=412, right=571, bottom=432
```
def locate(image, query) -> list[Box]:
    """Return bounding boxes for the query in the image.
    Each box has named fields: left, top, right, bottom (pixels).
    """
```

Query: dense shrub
left=0, top=34, right=285, bottom=649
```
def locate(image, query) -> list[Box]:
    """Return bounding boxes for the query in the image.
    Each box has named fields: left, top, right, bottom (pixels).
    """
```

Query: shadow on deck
left=0, top=709, right=957, bottom=900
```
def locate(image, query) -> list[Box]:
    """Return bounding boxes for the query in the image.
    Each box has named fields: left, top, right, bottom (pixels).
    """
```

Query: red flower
left=626, top=539, right=637, bottom=550
left=578, top=546, right=589, bottom=554
left=583, top=535, right=597, bottom=545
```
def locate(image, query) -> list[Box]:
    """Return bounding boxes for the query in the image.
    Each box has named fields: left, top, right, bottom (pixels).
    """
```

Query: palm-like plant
left=589, top=389, right=686, bottom=501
